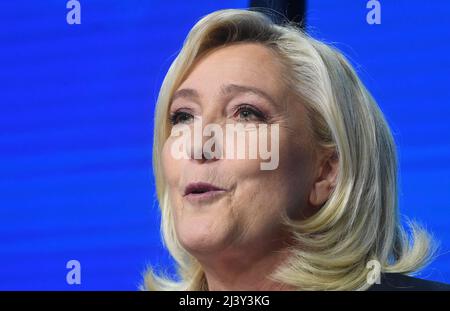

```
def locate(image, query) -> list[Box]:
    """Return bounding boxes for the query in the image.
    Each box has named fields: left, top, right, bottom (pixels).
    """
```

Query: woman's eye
left=234, top=104, right=267, bottom=122
left=169, top=111, right=194, bottom=125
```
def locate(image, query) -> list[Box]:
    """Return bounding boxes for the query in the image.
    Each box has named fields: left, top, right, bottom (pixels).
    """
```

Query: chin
left=176, top=220, right=230, bottom=255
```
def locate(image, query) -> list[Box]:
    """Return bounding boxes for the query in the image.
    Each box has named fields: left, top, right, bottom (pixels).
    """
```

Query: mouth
left=183, top=182, right=227, bottom=203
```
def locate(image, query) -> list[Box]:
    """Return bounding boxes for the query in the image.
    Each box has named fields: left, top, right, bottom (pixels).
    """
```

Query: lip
left=183, top=182, right=227, bottom=204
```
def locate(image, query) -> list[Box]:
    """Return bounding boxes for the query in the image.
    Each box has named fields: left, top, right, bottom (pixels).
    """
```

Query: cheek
left=224, top=158, right=295, bottom=227
left=161, top=138, right=182, bottom=188
left=235, top=130, right=313, bottom=222
left=226, top=127, right=313, bottom=214
left=278, top=129, right=316, bottom=218
left=280, top=134, right=312, bottom=181
left=162, top=139, right=186, bottom=226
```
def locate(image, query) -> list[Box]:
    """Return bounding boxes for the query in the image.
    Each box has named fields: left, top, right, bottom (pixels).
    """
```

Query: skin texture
left=162, top=43, right=339, bottom=290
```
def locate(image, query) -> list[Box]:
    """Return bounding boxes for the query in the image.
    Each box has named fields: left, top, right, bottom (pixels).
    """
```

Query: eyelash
left=168, top=104, right=268, bottom=125
left=169, top=110, right=193, bottom=125
left=234, top=104, right=268, bottom=122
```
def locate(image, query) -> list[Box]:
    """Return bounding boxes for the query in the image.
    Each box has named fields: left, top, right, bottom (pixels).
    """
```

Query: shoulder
left=367, top=273, right=450, bottom=291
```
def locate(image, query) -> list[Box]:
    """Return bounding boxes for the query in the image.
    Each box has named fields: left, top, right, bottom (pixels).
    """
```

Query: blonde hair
left=143, top=8, right=436, bottom=291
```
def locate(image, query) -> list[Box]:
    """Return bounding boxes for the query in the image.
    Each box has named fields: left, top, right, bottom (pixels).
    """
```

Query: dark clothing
left=367, top=273, right=450, bottom=291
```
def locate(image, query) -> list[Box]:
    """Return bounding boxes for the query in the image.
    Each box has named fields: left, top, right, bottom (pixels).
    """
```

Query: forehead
left=175, top=43, right=286, bottom=102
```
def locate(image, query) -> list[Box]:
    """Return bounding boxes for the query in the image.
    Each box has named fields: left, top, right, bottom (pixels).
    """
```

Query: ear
left=308, top=149, right=339, bottom=208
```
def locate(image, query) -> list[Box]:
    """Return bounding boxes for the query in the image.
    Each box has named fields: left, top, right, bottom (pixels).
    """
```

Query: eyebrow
left=170, top=83, right=277, bottom=107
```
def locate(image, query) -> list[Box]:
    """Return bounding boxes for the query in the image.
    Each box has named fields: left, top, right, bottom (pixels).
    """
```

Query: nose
left=188, top=120, right=223, bottom=164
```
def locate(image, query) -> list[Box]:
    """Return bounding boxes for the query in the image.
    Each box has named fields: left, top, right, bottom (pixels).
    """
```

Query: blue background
left=0, top=1, right=448, bottom=290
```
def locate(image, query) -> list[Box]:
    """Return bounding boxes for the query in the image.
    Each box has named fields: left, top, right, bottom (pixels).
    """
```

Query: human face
left=162, top=43, right=316, bottom=258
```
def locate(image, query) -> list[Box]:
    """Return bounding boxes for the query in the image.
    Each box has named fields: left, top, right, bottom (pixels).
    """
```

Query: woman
left=144, top=9, right=449, bottom=291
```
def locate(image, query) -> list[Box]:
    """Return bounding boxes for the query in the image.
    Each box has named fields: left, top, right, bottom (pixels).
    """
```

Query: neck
left=197, top=235, right=296, bottom=291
